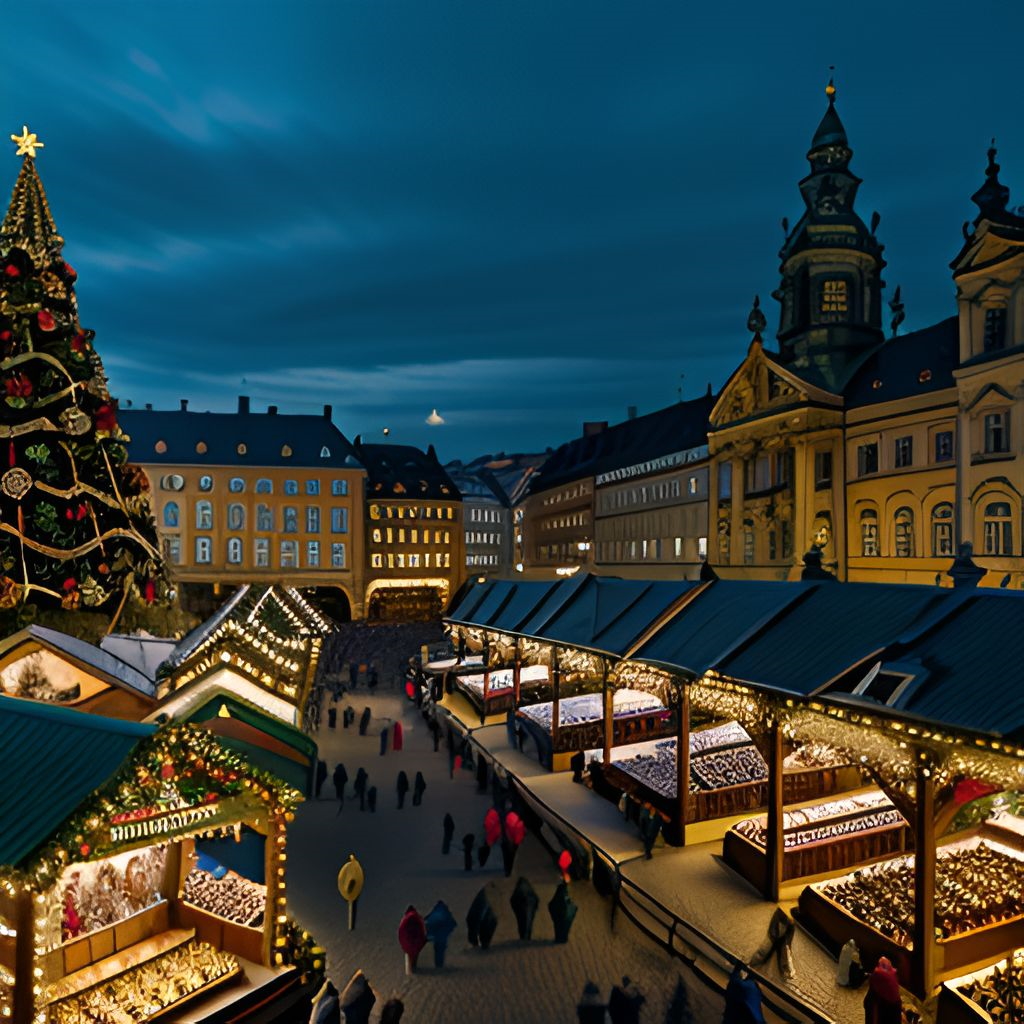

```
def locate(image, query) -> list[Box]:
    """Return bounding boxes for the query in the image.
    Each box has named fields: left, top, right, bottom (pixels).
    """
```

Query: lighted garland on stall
left=279, top=919, right=327, bottom=988
left=9, top=723, right=301, bottom=891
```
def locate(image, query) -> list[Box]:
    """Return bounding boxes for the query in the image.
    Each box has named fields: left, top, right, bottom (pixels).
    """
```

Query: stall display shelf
left=182, top=869, right=266, bottom=928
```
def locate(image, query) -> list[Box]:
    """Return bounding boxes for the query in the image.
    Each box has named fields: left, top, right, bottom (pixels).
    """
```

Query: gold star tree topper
left=10, top=126, right=44, bottom=159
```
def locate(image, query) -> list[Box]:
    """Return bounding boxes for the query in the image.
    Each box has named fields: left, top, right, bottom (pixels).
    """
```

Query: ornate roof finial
left=746, top=294, right=767, bottom=339
left=810, top=67, right=848, bottom=154
left=888, top=285, right=905, bottom=336
left=971, top=137, right=1010, bottom=222
left=825, top=69, right=836, bottom=103
left=10, top=125, right=44, bottom=160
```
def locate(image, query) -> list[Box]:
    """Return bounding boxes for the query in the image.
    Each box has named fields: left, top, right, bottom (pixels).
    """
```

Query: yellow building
left=708, top=85, right=1024, bottom=588
left=121, top=399, right=366, bottom=618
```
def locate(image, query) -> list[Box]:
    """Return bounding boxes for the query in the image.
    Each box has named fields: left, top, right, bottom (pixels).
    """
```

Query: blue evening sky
left=5, top=2, right=1023, bottom=459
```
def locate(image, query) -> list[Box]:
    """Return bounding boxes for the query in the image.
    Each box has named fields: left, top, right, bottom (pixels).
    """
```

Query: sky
left=4, top=1, right=1023, bottom=461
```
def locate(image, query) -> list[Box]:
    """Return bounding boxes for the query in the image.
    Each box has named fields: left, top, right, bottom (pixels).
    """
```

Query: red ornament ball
left=37, top=310, right=55, bottom=331
left=160, top=762, right=175, bottom=780
left=4, top=265, right=19, bottom=278
left=558, top=850, right=572, bottom=872
left=79, top=843, right=90, bottom=857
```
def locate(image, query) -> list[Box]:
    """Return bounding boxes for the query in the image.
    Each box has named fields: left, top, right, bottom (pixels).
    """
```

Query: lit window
left=255, top=478, right=273, bottom=494
left=332, top=508, right=349, bottom=533
left=306, top=540, right=320, bottom=567
left=254, top=538, right=270, bottom=567
left=280, top=540, right=298, bottom=568
left=281, top=444, right=292, bottom=458
left=237, top=443, right=247, bottom=456
left=163, top=502, right=179, bottom=528
left=894, top=507, right=914, bottom=557
left=256, top=504, right=273, bottom=531
left=861, top=510, right=879, bottom=557
left=331, top=542, right=346, bottom=568
left=227, top=537, right=243, bottom=564
left=320, top=446, right=331, bottom=458
left=306, top=480, right=320, bottom=495
left=195, top=536, right=212, bottom=563
left=931, top=503, right=954, bottom=557
left=983, top=502, right=1013, bottom=555
left=894, top=436, right=913, bottom=469
left=819, top=279, right=848, bottom=318
left=195, top=500, right=213, bottom=530
left=229, top=477, right=245, bottom=493
left=371, top=552, right=383, bottom=568
left=687, top=476, right=698, bottom=496
left=282, top=506, right=298, bottom=532
left=198, top=475, right=213, bottom=492
left=160, top=474, right=184, bottom=491
left=163, top=537, right=181, bottom=564
left=698, top=536, right=707, bottom=560
left=227, top=503, right=245, bottom=530
left=306, top=506, right=321, bottom=533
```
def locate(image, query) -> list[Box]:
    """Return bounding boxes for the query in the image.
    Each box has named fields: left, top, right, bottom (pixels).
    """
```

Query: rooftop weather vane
left=10, top=125, right=44, bottom=159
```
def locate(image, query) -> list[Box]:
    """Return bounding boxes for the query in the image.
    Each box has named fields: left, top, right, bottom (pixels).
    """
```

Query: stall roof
left=717, top=582, right=951, bottom=694
left=0, top=697, right=154, bottom=866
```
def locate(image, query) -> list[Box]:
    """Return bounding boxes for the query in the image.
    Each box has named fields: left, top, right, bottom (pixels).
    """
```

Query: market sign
left=109, top=801, right=221, bottom=844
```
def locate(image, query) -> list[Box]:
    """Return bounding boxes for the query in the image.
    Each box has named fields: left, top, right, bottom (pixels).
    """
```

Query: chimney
left=627, top=406, right=637, bottom=420
left=323, top=404, right=333, bottom=420
left=238, top=395, right=250, bottom=414
left=268, top=405, right=278, bottom=416
left=582, top=421, right=608, bottom=437
left=179, top=399, right=188, bottom=412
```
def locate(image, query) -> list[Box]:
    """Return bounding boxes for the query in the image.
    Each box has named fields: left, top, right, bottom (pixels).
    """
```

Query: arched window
left=282, top=506, right=298, bottom=533
left=227, top=503, right=245, bottom=530
left=163, top=502, right=179, bottom=528
left=320, top=446, right=331, bottom=458
left=195, top=500, right=213, bottom=530
left=983, top=501, right=1013, bottom=555
left=256, top=504, right=273, bottom=531
left=198, top=475, right=213, bottom=492
left=860, top=509, right=879, bottom=556
left=228, top=477, right=245, bottom=493
left=284, top=480, right=298, bottom=495
left=931, top=503, right=954, bottom=557
left=255, top=478, right=272, bottom=494
left=160, top=474, right=184, bottom=491
left=894, top=507, right=914, bottom=557
left=226, top=537, right=243, bottom=564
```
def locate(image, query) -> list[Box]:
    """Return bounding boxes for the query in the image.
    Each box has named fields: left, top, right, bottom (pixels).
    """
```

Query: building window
left=163, top=502, right=179, bottom=528
left=254, top=538, right=270, bottom=567
left=332, top=479, right=348, bottom=497
left=227, top=503, right=245, bottom=530
left=861, top=509, right=879, bottom=557
left=931, top=503, right=954, bottom=557
left=331, top=508, right=349, bottom=533
left=371, top=552, right=382, bottom=568
left=160, top=474, right=185, bottom=491
left=282, top=506, right=298, bottom=532
left=983, top=501, right=1013, bottom=555
left=305, top=480, right=320, bottom=495
left=697, top=536, right=707, bottom=560
left=717, top=462, right=732, bottom=500
left=857, top=442, right=878, bottom=476
left=743, top=523, right=754, bottom=565
left=894, top=507, right=914, bottom=558
left=746, top=454, right=771, bottom=494
left=983, top=307, right=1007, bottom=352
left=320, top=446, right=331, bottom=458
left=934, top=431, right=954, bottom=463
left=280, top=540, right=298, bottom=568
left=255, top=478, right=272, bottom=494
left=306, top=541, right=320, bottom=567
left=198, top=475, right=213, bottom=492
left=284, top=480, right=298, bottom=496
left=819, top=279, right=848, bottom=318
left=687, top=476, right=698, bottom=496
left=894, top=436, right=913, bottom=469
left=775, top=450, right=793, bottom=487
left=195, top=500, right=212, bottom=530
left=162, top=537, right=181, bottom=564
left=331, top=542, right=346, bottom=568
left=306, top=506, right=321, bottom=533
left=371, top=528, right=382, bottom=543
left=195, top=536, right=212, bottom=563
left=227, top=536, right=243, bottom=564
left=229, top=477, right=245, bottom=493
left=814, top=450, right=832, bottom=490
left=984, top=412, right=1010, bottom=454
left=256, top=504, right=273, bottom=531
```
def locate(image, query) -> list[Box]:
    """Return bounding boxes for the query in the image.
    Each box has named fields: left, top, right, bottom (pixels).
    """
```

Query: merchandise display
left=460, top=663, right=548, bottom=697
left=518, top=689, right=666, bottom=729
left=954, top=954, right=1024, bottom=1023
left=182, top=868, right=266, bottom=928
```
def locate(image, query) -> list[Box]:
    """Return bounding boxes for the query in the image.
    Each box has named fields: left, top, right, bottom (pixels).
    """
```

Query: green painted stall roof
left=182, top=692, right=317, bottom=758
left=0, top=696, right=154, bottom=867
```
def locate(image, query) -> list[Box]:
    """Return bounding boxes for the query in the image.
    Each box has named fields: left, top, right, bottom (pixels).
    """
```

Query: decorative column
left=673, top=681, right=691, bottom=846
left=911, top=758, right=937, bottom=998
left=601, top=662, right=613, bottom=766
left=551, top=649, right=561, bottom=758
left=763, top=718, right=785, bottom=902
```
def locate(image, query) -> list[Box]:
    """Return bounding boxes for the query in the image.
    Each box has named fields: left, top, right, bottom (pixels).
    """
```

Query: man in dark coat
left=368, top=666, right=379, bottom=690
left=639, top=807, right=662, bottom=860
left=353, top=768, right=368, bottom=811
left=577, top=981, right=606, bottom=1024
left=309, top=979, right=341, bottom=1024
left=344, top=706, right=355, bottom=729
left=608, top=976, right=645, bottom=1024
left=339, top=969, right=376, bottom=1024
left=442, top=813, right=455, bottom=854
left=333, top=763, right=349, bottom=810
left=412, top=771, right=427, bottom=806
left=462, top=833, right=475, bottom=871
left=379, top=726, right=389, bottom=756
left=570, top=749, right=586, bottom=784
left=429, top=716, right=441, bottom=752
left=328, top=706, right=338, bottom=729
left=476, top=756, right=488, bottom=792
left=315, top=759, right=328, bottom=798
left=396, top=771, right=410, bottom=809
left=466, top=886, right=498, bottom=949
left=509, top=877, right=539, bottom=940
left=548, top=881, right=577, bottom=943
left=379, top=999, right=404, bottom=1024
left=359, top=707, right=371, bottom=736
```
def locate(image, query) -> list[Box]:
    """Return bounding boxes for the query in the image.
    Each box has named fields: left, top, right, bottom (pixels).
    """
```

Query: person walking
left=397, top=906, right=427, bottom=974
left=424, top=900, right=456, bottom=968
left=863, top=957, right=902, bottom=1024
left=353, top=768, right=368, bottom=812
left=315, top=759, right=328, bottom=799
left=412, top=771, right=427, bottom=806
left=379, top=726, right=389, bottom=756
left=333, top=763, right=349, bottom=811
left=359, top=707, right=371, bottom=736
left=462, top=833, right=475, bottom=872
left=396, top=771, right=410, bottom=810
left=442, top=813, right=455, bottom=854
left=327, top=706, right=337, bottom=729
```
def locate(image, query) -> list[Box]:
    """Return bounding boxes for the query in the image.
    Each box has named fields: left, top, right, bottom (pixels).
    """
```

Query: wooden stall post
left=457, top=633, right=466, bottom=664
left=763, top=719, right=785, bottom=902
left=673, top=681, right=691, bottom=846
left=513, top=640, right=522, bottom=707
left=911, top=760, right=937, bottom=998
left=481, top=637, right=491, bottom=725
left=13, top=890, right=33, bottom=1024
left=551, top=649, right=562, bottom=758
left=602, top=662, right=613, bottom=766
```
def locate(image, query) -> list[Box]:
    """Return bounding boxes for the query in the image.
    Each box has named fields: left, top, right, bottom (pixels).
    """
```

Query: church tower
left=773, top=82, right=886, bottom=390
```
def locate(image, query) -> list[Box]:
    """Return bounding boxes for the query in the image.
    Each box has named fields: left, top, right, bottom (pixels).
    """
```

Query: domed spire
left=0, top=126, right=64, bottom=264
left=746, top=294, right=767, bottom=339
left=810, top=77, right=849, bottom=155
left=970, top=139, right=1011, bottom=223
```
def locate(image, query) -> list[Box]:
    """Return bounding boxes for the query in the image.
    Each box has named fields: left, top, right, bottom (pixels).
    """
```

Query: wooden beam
left=674, top=682, right=691, bottom=846
left=481, top=638, right=490, bottom=725
left=602, top=662, right=613, bottom=765
left=763, top=720, right=784, bottom=902
left=513, top=639, right=521, bottom=707
left=551, top=649, right=561, bottom=757
left=911, top=761, right=937, bottom=998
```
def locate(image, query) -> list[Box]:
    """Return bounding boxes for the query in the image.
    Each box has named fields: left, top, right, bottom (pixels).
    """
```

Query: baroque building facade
left=708, top=84, right=1024, bottom=587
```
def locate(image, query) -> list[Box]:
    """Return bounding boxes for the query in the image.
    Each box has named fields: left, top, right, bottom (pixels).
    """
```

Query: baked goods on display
left=783, top=741, right=850, bottom=770
left=731, top=791, right=903, bottom=849
left=956, top=954, right=1024, bottom=1022
left=182, top=868, right=266, bottom=927
left=817, top=841, right=1024, bottom=944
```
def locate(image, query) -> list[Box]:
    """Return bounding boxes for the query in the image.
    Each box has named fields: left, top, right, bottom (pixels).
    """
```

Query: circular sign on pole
left=338, top=854, right=364, bottom=930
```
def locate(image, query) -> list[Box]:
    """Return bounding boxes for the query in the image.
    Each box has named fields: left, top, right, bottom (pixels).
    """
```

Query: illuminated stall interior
left=0, top=696, right=318, bottom=1024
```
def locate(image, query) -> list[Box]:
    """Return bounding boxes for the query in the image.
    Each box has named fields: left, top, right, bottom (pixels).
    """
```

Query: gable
left=710, top=346, right=824, bottom=429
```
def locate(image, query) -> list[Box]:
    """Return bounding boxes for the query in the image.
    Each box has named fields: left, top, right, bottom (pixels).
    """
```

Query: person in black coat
left=316, top=759, right=328, bottom=798
left=462, top=833, right=475, bottom=871
left=548, top=882, right=578, bottom=944
left=328, top=706, right=338, bottom=729
left=509, top=877, right=539, bottom=940
left=339, top=969, right=375, bottom=1024
left=442, top=813, right=455, bottom=854
left=353, top=768, right=368, bottom=811
left=608, top=977, right=645, bottom=1024
left=333, top=763, right=349, bottom=810
left=379, top=998, right=404, bottom=1024
left=476, top=756, right=488, bottom=793
left=359, top=707, right=371, bottom=736
left=429, top=716, right=441, bottom=752
left=412, top=771, right=426, bottom=806
left=466, top=886, right=498, bottom=949
left=344, top=706, right=355, bottom=729
left=367, top=786, right=377, bottom=813
left=379, top=726, right=389, bottom=756
left=396, top=771, right=410, bottom=809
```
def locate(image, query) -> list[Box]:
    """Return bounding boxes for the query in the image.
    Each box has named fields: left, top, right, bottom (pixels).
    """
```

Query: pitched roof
left=119, top=407, right=362, bottom=469
left=843, top=317, right=959, bottom=408
left=0, top=696, right=153, bottom=866
left=527, top=393, right=714, bottom=495
left=99, top=634, right=179, bottom=682
left=353, top=441, right=461, bottom=501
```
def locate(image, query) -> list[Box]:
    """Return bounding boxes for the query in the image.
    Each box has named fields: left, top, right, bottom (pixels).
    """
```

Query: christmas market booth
left=0, top=695, right=321, bottom=1024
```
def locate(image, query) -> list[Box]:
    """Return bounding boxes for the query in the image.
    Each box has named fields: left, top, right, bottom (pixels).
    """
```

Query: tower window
left=983, top=308, right=1007, bottom=352
left=818, top=279, right=848, bottom=319
left=934, top=431, right=954, bottom=463
left=857, top=442, right=878, bottom=476
left=931, top=503, right=954, bottom=558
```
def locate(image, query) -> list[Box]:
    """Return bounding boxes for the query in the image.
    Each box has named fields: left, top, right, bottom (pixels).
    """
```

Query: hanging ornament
left=59, top=407, right=91, bottom=435
left=1, top=466, right=31, bottom=499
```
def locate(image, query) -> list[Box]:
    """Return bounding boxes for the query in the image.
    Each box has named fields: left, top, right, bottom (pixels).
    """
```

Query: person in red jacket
left=397, top=905, right=427, bottom=974
left=863, top=957, right=902, bottom=1024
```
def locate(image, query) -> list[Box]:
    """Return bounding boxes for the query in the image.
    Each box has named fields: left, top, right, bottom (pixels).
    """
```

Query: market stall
left=456, top=663, right=549, bottom=718
left=0, top=697, right=321, bottom=1024
left=937, top=950, right=1024, bottom=1024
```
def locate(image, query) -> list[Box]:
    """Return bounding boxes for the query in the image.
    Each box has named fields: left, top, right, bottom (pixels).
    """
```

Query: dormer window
left=818, top=279, right=848, bottom=321
left=984, top=307, right=1007, bottom=352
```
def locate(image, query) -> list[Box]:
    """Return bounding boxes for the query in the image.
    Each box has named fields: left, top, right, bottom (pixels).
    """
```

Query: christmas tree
left=0, top=127, right=168, bottom=625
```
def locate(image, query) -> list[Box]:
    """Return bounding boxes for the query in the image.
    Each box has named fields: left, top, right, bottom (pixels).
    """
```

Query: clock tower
left=773, top=82, right=886, bottom=390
